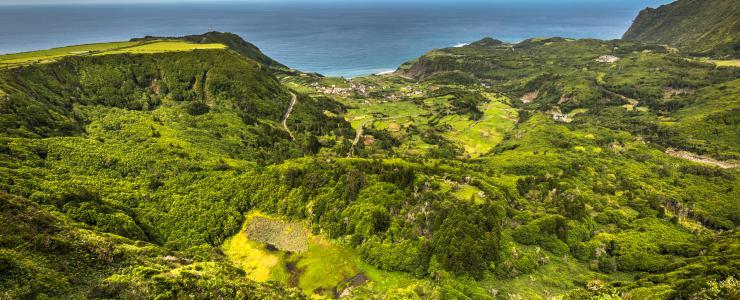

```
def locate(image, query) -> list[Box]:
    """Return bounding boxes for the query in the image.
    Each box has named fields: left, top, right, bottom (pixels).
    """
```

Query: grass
left=0, top=40, right=225, bottom=68
left=353, top=262, right=430, bottom=298
left=246, top=216, right=308, bottom=253
left=102, top=41, right=225, bottom=54
left=0, top=41, right=139, bottom=66
left=342, top=91, right=517, bottom=157
left=295, top=237, right=361, bottom=296
left=222, top=211, right=449, bottom=298
left=223, top=211, right=368, bottom=298
left=452, top=184, right=485, bottom=204
left=222, top=219, right=282, bottom=282
left=438, top=179, right=485, bottom=204
left=439, top=97, right=517, bottom=157
left=345, top=100, right=427, bottom=129
left=707, top=59, right=740, bottom=67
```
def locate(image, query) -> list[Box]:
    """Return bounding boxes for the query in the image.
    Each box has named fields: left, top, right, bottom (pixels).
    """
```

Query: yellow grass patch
left=708, top=60, right=740, bottom=67
left=222, top=223, right=281, bottom=282
left=0, top=41, right=139, bottom=67
left=0, top=40, right=226, bottom=68
left=103, top=41, right=226, bottom=54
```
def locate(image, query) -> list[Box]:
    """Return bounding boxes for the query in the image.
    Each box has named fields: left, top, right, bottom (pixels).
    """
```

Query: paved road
left=281, top=92, right=297, bottom=140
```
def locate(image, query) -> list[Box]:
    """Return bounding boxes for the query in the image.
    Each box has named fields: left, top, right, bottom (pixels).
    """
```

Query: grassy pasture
left=439, top=99, right=517, bottom=157
left=222, top=225, right=283, bottom=282
left=345, top=100, right=427, bottom=129
left=343, top=92, right=516, bottom=157
left=102, top=41, right=225, bottom=54
left=246, top=216, right=308, bottom=253
left=223, top=212, right=365, bottom=298
left=223, top=211, right=440, bottom=298
left=439, top=180, right=486, bottom=204
left=0, top=41, right=140, bottom=66
left=0, top=40, right=225, bottom=68
left=295, top=237, right=361, bottom=295
left=707, top=59, right=740, bottom=67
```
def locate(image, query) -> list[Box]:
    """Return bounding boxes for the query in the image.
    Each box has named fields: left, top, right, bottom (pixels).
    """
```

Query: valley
left=0, top=0, right=738, bottom=299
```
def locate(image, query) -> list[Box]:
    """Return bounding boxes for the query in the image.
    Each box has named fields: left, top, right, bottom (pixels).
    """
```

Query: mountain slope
left=0, top=192, right=303, bottom=299
left=133, top=31, right=287, bottom=69
left=396, top=36, right=740, bottom=160
left=286, top=27, right=739, bottom=297
left=0, top=35, right=355, bottom=298
left=0, top=50, right=288, bottom=138
left=1, top=8, right=739, bottom=298
left=622, top=0, right=740, bottom=57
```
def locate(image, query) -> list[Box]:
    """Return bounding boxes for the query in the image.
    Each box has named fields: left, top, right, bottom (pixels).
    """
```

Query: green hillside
left=133, top=32, right=288, bottom=69
left=1, top=3, right=739, bottom=299
left=0, top=38, right=355, bottom=298
left=622, top=0, right=740, bottom=57
left=396, top=37, right=740, bottom=161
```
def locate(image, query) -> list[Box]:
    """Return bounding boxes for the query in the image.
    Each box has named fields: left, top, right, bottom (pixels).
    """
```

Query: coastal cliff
left=622, top=0, right=740, bottom=57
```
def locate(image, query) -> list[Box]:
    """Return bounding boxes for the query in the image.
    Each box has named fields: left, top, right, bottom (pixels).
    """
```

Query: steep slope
left=0, top=49, right=289, bottom=138
left=622, top=0, right=740, bottom=57
left=0, top=192, right=303, bottom=299
left=133, top=31, right=287, bottom=69
left=0, top=35, right=355, bottom=298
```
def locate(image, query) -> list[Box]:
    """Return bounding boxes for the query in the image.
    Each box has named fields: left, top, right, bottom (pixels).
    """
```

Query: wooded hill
left=0, top=3, right=738, bottom=299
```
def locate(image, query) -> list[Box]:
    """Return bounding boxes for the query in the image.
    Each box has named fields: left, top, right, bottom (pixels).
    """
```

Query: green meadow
left=223, top=211, right=432, bottom=299
left=0, top=40, right=226, bottom=68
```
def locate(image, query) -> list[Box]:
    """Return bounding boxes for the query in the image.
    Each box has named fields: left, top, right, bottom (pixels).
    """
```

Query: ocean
left=0, top=1, right=671, bottom=77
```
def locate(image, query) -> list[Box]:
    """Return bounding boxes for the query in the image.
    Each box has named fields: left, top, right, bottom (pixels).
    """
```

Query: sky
left=0, top=0, right=672, bottom=6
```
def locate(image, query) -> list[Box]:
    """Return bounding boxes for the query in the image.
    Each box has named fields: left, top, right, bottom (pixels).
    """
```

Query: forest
left=0, top=1, right=739, bottom=299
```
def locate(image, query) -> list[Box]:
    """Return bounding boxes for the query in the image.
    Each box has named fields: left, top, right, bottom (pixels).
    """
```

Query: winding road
left=666, top=148, right=738, bottom=169
left=282, top=92, right=297, bottom=140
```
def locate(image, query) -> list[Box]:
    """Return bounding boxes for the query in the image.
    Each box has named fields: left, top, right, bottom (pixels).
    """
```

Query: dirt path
left=281, top=92, right=297, bottom=140
left=666, top=148, right=738, bottom=169
left=347, top=121, right=366, bottom=157
left=352, top=122, right=366, bottom=146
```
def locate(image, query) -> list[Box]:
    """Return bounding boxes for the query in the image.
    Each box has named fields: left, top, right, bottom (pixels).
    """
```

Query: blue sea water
left=0, top=1, right=671, bottom=77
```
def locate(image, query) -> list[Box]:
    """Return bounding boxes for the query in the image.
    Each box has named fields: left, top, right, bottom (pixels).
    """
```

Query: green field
left=708, top=59, right=740, bottom=67
left=339, top=89, right=516, bottom=157
left=223, top=211, right=430, bottom=298
left=345, top=100, right=427, bottom=129
left=0, top=41, right=140, bottom=66
left=439, top=97, right=518, bottom=157
left=102, top=41, right=226, bottom=54
left=0, top=40, right=226, bottom=68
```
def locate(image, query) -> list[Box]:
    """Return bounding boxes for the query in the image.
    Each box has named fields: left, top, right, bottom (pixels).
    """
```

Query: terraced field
left=438, top=97, right=518, bottom=157
left=340, top=89, right=516, bottom=157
